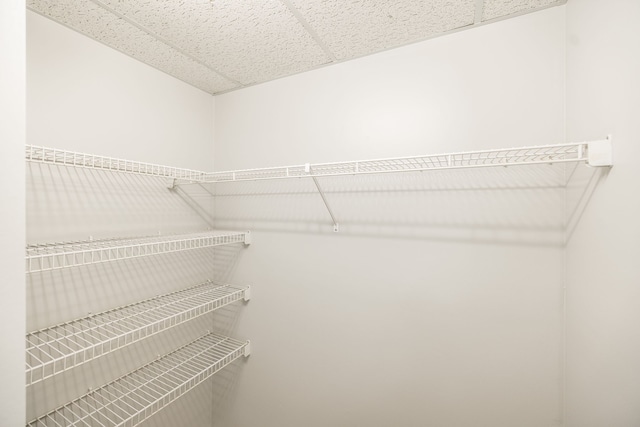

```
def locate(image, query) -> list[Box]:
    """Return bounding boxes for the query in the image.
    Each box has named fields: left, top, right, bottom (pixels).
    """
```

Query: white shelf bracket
left=587, top=135, right=613, bottom=167
left=243, top=286, right=251, bottom=302
left=244, top=340, right=251, bottom=357
left=243, top=231, right=252, bottom=245
left=308, top=164, right=339, bottom=232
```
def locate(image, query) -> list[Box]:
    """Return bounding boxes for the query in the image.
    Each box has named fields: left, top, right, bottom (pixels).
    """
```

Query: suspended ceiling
left=27, top=0, right=566, bottom=95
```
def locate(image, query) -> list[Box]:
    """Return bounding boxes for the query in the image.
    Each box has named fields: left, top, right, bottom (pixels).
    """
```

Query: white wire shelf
left=198, top=140, right=612, bottom=183
left=26, top=281, right=250, bottom=386
left=28, top=139, right=612, bottom=186
left=26, top=145, right=207, bottom=182
left=27, top=332, right=250, bottom=427
left=26, top=230, right=251, bottom=273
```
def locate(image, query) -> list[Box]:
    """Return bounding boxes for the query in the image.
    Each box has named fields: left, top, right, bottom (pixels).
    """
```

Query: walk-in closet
left=1, top=1, right=639, bottom=426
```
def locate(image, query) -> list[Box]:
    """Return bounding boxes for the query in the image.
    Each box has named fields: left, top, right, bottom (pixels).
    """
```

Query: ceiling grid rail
left=279, top=0, right=337, bottom=62
left=474, top=0, right=485, bottom=24
left=85, top=0, right=242, bottom=87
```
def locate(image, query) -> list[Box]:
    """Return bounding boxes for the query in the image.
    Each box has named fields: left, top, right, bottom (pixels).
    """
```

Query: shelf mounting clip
left=586, top=135, right=613, bottom=167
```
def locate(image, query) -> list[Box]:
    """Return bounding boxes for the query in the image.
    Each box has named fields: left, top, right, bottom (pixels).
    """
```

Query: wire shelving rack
left=26, top=231, right=251, bottom=273
left=27, top=139, right=612, bottom=186
left=25, top=145, right=207, bottom=182
left=27, top=332, right=250, bottom=427
left=23, top=138, right=611, bottom=423
left=199, top=140, right=611, bottom=183
left=26, top=281, right=249, bottom=386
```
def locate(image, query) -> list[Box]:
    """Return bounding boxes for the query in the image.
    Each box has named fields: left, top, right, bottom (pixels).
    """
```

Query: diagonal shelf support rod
left=307, top=163, right=339, bottom=232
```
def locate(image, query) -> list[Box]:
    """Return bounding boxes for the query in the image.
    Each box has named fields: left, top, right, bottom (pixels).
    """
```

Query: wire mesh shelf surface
left=26, top=282, right=249, bottom=386
left=25, top=145, right=207, bottom=181
left=26, top=231, right=250, bottom=273
left=27, top=141, right=604, bottom=186
left=27, top=332, right=249, bottom=427
left=201, top=142, right=589, bottom=183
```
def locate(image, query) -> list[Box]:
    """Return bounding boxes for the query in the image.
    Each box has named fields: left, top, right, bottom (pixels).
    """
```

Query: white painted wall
left=213, top=8, right=566, bottom=427
left=27, top=10, right=215, bottom=172
left=0, top=1, right=26, bottom=426
left=565, top=1, right=640, bottom=426
left=28, top=3, right=640, bottom=426
left=27, top=9, right=218, bottom=243
left=26, top=11, right=224, bottom=427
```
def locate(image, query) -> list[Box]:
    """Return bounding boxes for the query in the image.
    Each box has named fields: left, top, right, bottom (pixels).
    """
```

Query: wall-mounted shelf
left=26, top=145, right=207, bottom=182
left=197, top=139, right=612, bottom=183
left=26, top=230, right=251, bottom=273
left=26, top=281, right=250, bottom=386
left=183, top=138, right=612, bottom=232
left=27, top=332, right=250, bottom=427
left=28, top=139, right=612, bottom=187
left=25, top=144, right=254, bottom=426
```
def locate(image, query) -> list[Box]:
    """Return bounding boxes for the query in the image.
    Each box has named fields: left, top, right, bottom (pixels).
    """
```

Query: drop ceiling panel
left=28, top=0, right=238, bottom=93
left=93, top=0, right=332, bottom=86
left=27, top=0, right=567, bottom=94
left=482, top=0, right=562, bottom=21
left=288, top=0, right=477, bottom=60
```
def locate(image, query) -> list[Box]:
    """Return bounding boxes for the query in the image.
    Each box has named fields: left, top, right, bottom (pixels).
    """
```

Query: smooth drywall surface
left=213, top=7, right=566, bottom=427
left=0, top=2, right=26, bottom=426
left=27, top=10, right=215, bottom=172
left=26, top=11, right=225, bottom=427
left=565, top=1, right=640, bottom=426
left=27, top=8, right=217, bottom=242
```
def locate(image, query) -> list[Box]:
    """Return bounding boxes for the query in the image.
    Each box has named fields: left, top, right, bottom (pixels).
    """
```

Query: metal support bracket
left=587, top=135, right=613, bottom=167
left=306, top=163, right=340, bottom=232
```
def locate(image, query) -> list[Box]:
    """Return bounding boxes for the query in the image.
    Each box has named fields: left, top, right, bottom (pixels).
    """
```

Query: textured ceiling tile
left=27, top=0, right=238, bottom=94
left=287, top=0, right=477, bottom=60
left=96, top=0, right=332, bottom=86
left=482, top=0, right=563, bottom=21
left=28, top=0, right=566, bottom=95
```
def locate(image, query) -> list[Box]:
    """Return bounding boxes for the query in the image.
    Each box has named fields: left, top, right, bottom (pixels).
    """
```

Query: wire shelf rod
left=25, top=230, right=250, bottom=273
left=26, top=281, right=249, bottom=386
left=27, top=332, right=249, bottom=427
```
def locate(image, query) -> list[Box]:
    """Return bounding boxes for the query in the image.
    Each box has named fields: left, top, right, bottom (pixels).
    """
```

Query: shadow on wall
left=25, top=163, right=250, bottom=425
left=24, top=157, right=607, bottom=425
left=25, top=162, right=233, bottom=330
left=187, top=163, right=608, bottom=248
left=172, top=183, right=215, bottom=228
left=212, top=244, right=246, bottom=283
left=565, top=162, right=611, bottom=243
left=26, top=162, right=216, bottom=241
left=210, top=359, right=249, bottom=426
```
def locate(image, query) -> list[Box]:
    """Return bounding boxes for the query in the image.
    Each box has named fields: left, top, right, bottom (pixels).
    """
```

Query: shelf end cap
left=587, top=136, right=613, bottom=167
